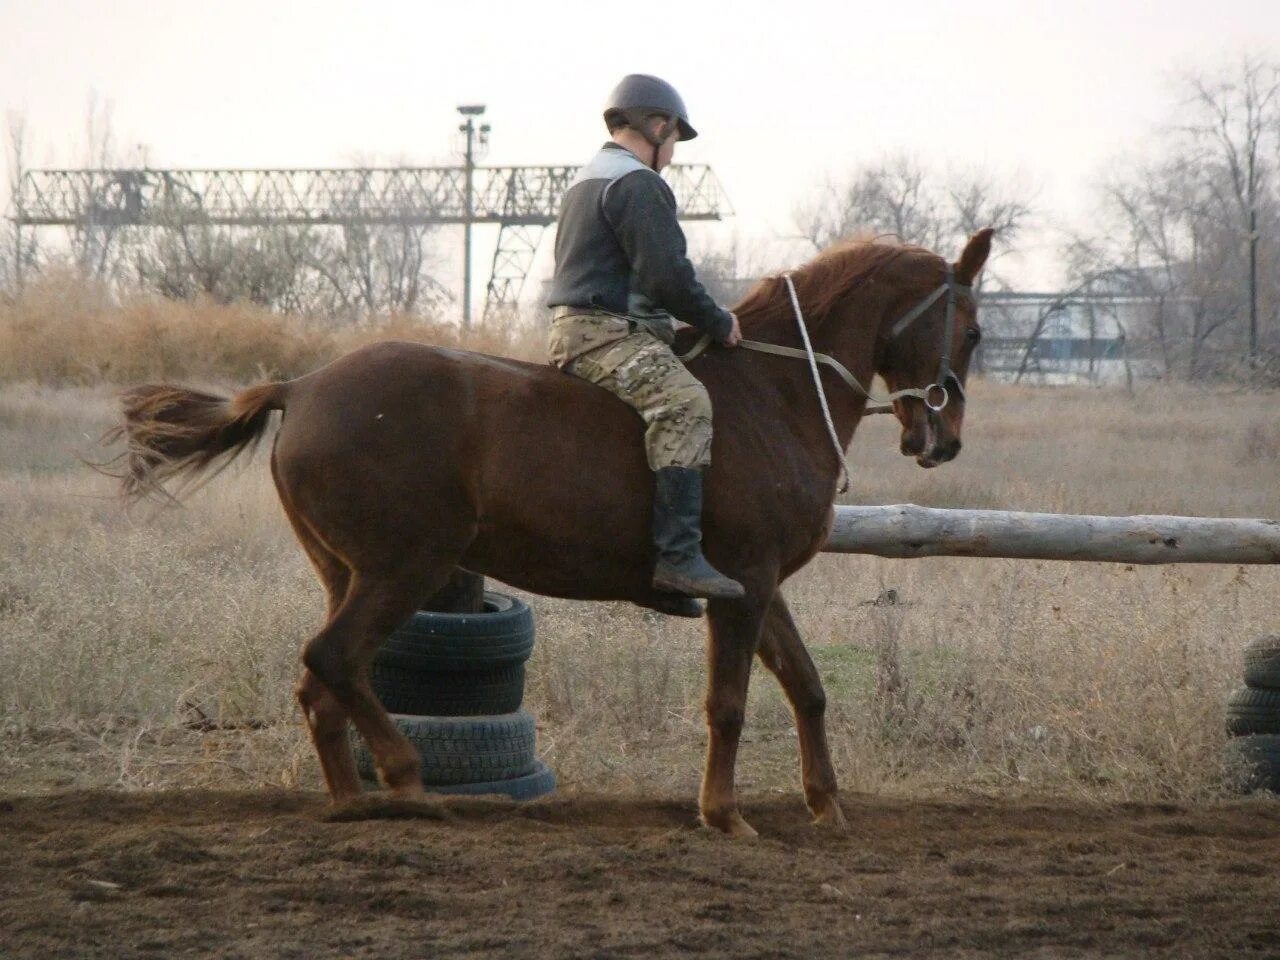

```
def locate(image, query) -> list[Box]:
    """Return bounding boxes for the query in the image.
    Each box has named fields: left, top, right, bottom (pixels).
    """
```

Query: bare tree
left=1069, top=161, right=1197, bottom=377
left=1070, top=56, right=1280, bottom=379
left=289, top=223, right=449, bottom=321
left=127, top=216, right=451, bottom=320
left=795, top=154, right=948, bottom=251
left=793, top=155, right=1034, bottom=279
left=133, top=222, right=310, bottom=309
left=293, top=152, right=453, bottom=320
left=1184, top=55, right=1280, bottom=359
left=945, top=168, right=1035, bottom=292
left=2, top=111, right=39, bottom=298
left=70, top=92, right=127, bottom=280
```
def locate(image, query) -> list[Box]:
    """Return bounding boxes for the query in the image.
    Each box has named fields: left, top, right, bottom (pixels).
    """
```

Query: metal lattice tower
left=484, top=224, right=545, bottom=323
left=11, top=163, right=732, bottom=319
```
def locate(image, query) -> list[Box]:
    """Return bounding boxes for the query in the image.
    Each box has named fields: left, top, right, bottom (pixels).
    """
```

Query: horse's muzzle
left=915, top=437, right=961, bottom=469
left=900, top=404, right=961, bottom=468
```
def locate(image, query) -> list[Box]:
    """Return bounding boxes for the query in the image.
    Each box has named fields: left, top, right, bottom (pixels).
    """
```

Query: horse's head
left=877, top=229, right=992, bottom=468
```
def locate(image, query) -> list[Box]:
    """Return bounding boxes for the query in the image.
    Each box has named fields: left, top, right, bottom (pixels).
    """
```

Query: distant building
left=700, top=278, right=1177, bottom=385
left=977, top=293, right=1130, bottom=384
left=978, top=270, right=1197, bottom=384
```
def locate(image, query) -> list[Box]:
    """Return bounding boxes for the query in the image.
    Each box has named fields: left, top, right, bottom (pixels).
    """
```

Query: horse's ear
left=954, top=228, right=994, bottom=285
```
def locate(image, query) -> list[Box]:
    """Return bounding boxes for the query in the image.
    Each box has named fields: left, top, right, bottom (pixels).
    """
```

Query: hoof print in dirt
left=322, top=795, right=454, bottom=823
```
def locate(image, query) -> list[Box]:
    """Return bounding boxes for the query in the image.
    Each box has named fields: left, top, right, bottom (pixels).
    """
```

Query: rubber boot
left=651, top=466, right=746, bottom=600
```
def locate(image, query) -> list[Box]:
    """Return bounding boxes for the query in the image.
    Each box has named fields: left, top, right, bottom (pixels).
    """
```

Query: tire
left=352, top=711, right=537, bottom=786
left=370, top=660, right=525, bottom=716
left=378, top=592, right=535, bottom=673
left=1225, top=687, right=1280, bottom=736
left=1223, top=734, right=1280, bottom=793
left=1243, top=635, right=1280, bottom=690
left=361, top=760, right=557, bottom=802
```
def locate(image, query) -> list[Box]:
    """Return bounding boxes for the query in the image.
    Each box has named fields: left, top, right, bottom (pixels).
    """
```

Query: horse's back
left=268, top=338, right=656, bottom=596
left=296, top=338, right=642, bottom=411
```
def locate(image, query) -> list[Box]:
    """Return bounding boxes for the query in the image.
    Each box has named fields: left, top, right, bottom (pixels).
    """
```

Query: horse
left=111, top=229, right=992, bottom=837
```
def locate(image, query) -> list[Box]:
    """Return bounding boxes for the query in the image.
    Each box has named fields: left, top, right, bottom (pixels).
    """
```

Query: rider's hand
left=723, top=312, right=742, bottom=347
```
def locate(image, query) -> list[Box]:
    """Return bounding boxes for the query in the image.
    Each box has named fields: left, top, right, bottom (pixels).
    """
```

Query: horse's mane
left=732, top=239, right=940, bottom=338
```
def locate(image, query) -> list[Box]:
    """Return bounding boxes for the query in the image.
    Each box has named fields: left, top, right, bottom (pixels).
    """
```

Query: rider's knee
left=659, top=380, right=711, bottom=422
left=685, top=384, right=713, bottom=422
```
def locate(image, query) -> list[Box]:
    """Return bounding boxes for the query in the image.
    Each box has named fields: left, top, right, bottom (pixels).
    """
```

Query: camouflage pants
left=548, top=313, right=712, bottom=470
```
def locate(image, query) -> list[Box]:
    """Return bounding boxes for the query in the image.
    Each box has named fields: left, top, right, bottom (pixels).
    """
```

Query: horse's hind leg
left=297, top=667, right=362, bottom=802
left=277, top=485, right=363, bottom=800
left=293, top=553, right=361, bottom=801
left=756, top=593, right=846, bottom=829
left=302, top=565, right=456, bottom=800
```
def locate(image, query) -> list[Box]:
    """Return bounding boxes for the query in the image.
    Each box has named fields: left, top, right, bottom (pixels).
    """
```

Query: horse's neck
left=738, top=295, right=885, bottom=448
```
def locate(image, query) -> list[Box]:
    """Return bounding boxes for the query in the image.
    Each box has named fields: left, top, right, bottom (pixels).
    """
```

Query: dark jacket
left=546, top=143, right=733, bottom=344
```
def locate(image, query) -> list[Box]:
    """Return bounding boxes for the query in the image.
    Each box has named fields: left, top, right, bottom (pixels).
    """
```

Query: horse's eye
left=965, top=327, right=982, bottom=344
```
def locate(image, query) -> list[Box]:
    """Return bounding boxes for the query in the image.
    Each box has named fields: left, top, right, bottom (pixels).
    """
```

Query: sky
left=1, top=0, right=1276, bottom=307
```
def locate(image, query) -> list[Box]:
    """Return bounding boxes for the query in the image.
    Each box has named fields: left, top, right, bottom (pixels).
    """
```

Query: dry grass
left=0, top=271, right=543, bottom=386
left=1, top=287, right=1278, bottom=804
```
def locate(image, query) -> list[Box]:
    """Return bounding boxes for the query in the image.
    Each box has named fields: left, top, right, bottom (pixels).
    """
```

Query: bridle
left=886, top=264, right=973, bottom=413
left=679, top=262, right=976, bottom=493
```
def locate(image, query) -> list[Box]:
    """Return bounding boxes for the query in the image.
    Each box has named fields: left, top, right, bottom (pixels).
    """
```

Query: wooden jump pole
left=824, top=504, right=1280, bottom=565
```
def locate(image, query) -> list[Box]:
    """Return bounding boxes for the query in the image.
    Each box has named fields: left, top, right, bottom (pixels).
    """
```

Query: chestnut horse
left=113, top=230, right=991, bottom=837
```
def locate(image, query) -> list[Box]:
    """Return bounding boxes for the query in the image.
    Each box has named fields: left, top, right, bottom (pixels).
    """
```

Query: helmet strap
left=622, top=109, right=677, bottom=171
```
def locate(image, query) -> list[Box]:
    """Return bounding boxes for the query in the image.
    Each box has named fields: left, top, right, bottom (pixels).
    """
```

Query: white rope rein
left=783, top=273, right=851, bottom=495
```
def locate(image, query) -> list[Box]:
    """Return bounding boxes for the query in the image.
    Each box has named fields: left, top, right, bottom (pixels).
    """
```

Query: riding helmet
left=603, top=74, right=697, bottom=142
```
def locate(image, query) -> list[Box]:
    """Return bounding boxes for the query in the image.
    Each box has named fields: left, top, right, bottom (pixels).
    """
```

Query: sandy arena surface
left=2, top=788, right=1278, bottom=958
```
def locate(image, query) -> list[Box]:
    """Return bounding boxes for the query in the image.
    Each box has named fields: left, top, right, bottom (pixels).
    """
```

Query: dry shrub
left=334, top=310, right=544, bottom=364
left=0, top=272, right=543, bottom=387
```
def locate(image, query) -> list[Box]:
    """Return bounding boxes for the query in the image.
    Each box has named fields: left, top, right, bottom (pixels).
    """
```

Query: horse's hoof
left=326, top=781, right=364, bottom=806
left=810, top=797, right=848, bottom=831
left=700, top=809, right=759, bottom=839
left=389, top=781, right=428, bottom=802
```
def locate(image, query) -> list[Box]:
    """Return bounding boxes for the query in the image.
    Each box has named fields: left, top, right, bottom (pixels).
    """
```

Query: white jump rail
left=825, top=504, right=1280, bottom=565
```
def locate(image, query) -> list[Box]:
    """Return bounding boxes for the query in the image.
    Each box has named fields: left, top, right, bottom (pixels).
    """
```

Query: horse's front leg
left=757, top=593, right=846, bottom=829
left=700, top=591, right=770, bottom=838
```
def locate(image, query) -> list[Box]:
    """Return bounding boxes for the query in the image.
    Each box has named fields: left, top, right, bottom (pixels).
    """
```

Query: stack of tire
left=353, top=591, right=555, bottom=800
left=1224, top=634, right=1280, bottom=794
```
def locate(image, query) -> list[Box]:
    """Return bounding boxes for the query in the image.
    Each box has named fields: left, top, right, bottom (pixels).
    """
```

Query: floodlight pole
left=435, top=104, right=490, bottom=608
left=1248, top=204, right=1259, bottom=360
left=458, top=104, right=488, bottom=330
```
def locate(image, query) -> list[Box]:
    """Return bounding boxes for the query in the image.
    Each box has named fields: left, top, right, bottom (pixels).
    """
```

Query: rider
left=547, top=74, right=745, bottom=604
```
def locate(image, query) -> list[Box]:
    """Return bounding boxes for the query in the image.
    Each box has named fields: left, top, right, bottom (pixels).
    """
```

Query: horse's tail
left=106, top=381, right=288, bottom=503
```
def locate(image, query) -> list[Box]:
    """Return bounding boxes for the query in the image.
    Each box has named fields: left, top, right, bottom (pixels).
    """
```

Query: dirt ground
left=2, top=789, right=1279, bottom=959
